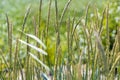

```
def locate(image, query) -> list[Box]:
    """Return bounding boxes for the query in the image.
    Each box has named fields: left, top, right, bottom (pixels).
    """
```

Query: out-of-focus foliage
left=0, top=0, right=120, bottom=79
left=0, top=0, right=119, bottom=64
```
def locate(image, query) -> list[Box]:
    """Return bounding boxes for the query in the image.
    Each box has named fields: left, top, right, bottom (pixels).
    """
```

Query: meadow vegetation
left=0, top=0, right=120, bottom=80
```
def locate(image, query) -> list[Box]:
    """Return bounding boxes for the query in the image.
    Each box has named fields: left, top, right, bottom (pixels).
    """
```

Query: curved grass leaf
left=18, top=30, right=46, bottom=49
left=29, top=52, right=50, bottom=71
left=19, top=39, right=47, bottom=55
left=26, top=34, right=46, bottom=49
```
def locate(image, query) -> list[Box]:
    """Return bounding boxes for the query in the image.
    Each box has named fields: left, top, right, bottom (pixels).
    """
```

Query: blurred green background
left=0, top=0, right=120, bottom=61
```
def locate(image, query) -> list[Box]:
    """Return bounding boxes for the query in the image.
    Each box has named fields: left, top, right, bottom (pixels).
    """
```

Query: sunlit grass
left=0, top=0, right=120, bottom=80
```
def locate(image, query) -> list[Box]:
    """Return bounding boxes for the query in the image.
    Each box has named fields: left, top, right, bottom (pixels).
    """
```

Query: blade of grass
left=18, top=30, right=46, bottom=49
left=26, top=34, right=46, bottom=49
left=28, top=52, right=50, bottom=71
left=0, top=49, right=9, bottom=69
left=85, top=2, right=90, bottom=27
left=54, top=0, right=61, bottom=79
left=20, top=5, right=31, bottom=38
left=6, top=13, right=12, bottom=80
left=98, top=8, right=106, bottom=35
left=38, top=0, right=42, bottom=40
left=94, top=31, right=108, bottom=74
left=118, top=28, right=120, bottom=51
left=13, top=38, right=19, bottom=80
left=32, top=16, right=37, bottom=36
left=82, top=3, right=91, bottom=78
left=108, top=52, right=120, bottom=78
left=106, top=4, right=110, bottom=49
left=19, top=39, right=47, bottom=55
left=72, top=17, right=82, bottom=37
left=46, top=0, right=52, bottom=41
left=66, top=17, right=71, bottom=80
left=14, top=38, right=24, bottom=80
left=26, top=36, right=31, bottom=80
left=59, top=0, right=72, bottom=25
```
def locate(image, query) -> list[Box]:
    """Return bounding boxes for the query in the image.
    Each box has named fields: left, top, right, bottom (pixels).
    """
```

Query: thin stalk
left=15, top=40, right=24, bottom=80
left=54, top=0, right=60, bottom=79
left=13, top=38, right=19, bottom=80
left=94, top=5, right=99, bottom=29
left=45, top=0, right=52, bottom=68
left=99, top=8, right=106, bottom=35
left=83, top=3, right=91, bottom=79
left=106, top=5, right=110, bottom=74
left=67, top=17, right=71, bottom=80
left=18, top=6, right=31, bottom=80
left=71, top=11, right=76, bottom=30
left=39, top=0, right=42, bottom=31
left=41, top=29, right=45, bottom=72
left=45, top=0, right=52, bottom=69
left=19, top=60, right=24, bottom=80
left=37, top=0, right=42, bottom=68
left=20, top=5, right=31, bottom=38
left=74, top=31, right=82, bottom=79
left=85, top=3, right=90, bottom=27
left=32, top=17, right=37, bottom=36
left=55, top=0, right=59, bottom=30
left=0, top=49, right=9, bottom=69
left=118, top=28, right=120, bottom=51
left=26, top=36, right=30, bottom=80
left=106, top=4, right=110, bottom=49
left=94, top=31, right=108, bottom=75
left=72, top=17, right=82, bottom=37
left=46, top=0, right=52, bottom=40
left=59, top=0, right=72, bottom=25
left=6, top=14, right=12, bottom=80
left=111, top=36, right=117, bottom=63
left=38, top=0, right=42, bottom=38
